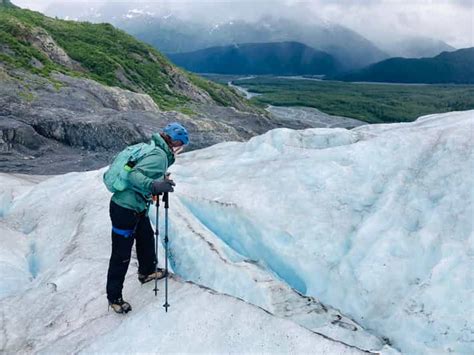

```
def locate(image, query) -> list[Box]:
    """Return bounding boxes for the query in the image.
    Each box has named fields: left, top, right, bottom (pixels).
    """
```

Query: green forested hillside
left=0, top=1, right=248, bottom=110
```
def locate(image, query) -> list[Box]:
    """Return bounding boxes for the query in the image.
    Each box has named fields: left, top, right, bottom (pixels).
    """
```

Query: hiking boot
left=109, top=297, right=132, bottom=314
left=138, top=268, right=167, bottom=284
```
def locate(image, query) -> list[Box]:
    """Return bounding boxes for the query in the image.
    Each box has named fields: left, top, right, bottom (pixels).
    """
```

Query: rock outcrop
left=0, top=68, right=277, bottom=174
left=25, top=28, right=84, bottom=71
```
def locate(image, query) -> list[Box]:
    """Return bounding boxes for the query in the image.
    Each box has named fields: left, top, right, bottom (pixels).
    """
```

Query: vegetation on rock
left=0, top=3, right=252, bottom=111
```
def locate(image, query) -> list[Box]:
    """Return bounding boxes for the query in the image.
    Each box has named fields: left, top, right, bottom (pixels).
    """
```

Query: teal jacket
left=111, top=134, right=175, bottom=212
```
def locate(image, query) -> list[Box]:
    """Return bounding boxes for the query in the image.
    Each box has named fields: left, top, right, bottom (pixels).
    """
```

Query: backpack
left=103, top=140, right=156, bottom=193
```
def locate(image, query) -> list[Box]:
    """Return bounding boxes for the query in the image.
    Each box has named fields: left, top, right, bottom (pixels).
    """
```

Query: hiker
left=106, top=123, right=189, bottom=314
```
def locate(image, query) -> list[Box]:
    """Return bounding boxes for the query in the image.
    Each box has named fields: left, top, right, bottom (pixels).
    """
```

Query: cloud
left=11, top=0, right=474, bottom=48
left=306, top=0, right=473, bottom=48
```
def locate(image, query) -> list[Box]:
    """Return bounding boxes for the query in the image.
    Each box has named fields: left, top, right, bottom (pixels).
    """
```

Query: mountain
left=382, top=36, right=456, bottom=58
left=0, top=3, right=293, bottom=174
left=0, top=2, right=251, bottom=111
left=41, top=3, right=388, bottom=71
left=1, top=110, right=472, bottom=353
left=334, top=48, right=474, bottom=84
left=122, top=16, right=388, bottom=71
left=167, top=42, right=341, bottom=75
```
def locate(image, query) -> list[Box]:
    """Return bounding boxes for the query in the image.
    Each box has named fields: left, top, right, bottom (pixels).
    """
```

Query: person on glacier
left=107, top=123, right=189, bottom=314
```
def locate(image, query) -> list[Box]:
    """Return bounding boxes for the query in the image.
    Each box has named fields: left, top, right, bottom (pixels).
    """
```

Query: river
left=228, top=79, right=366, bottom=129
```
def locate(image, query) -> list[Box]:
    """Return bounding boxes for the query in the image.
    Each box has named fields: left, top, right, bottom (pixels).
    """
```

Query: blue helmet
left=162, top=122, right=189, bottom=145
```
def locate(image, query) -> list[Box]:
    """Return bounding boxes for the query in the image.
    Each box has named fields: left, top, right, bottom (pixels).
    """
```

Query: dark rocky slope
left=0, top=67, right=281, bottom=174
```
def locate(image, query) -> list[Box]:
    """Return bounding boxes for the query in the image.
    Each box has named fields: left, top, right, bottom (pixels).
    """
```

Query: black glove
left=151, top=179, right=175, bottom=195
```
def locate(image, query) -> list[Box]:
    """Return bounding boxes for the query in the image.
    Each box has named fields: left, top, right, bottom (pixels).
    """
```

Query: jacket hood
left=151, top=133, right=175, bottom=167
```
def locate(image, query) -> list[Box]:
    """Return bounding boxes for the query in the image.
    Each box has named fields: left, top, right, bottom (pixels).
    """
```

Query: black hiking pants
left=106, top=200, right=156, bottom=302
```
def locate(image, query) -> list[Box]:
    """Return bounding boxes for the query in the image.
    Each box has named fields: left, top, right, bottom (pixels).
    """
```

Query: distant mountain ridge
left=382, top=36, right=456, bottom=58
left=168, top=41, right=341, bottom=75
left=334, top=48, right=474, bottom=84
left=120, top=16, right=388, bottom=71
left=41, top=2, right=388, bottom=71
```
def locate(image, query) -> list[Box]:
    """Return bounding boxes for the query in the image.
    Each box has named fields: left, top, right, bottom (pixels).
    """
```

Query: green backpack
left=103, top=140, right=156, bottom=193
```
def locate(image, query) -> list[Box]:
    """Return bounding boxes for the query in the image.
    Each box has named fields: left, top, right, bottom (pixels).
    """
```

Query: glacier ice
left=170, top=110, right=474, bottom=354
left=0, top=110, right=472, bottom=354
left=0, top=173, right=376, bottom=353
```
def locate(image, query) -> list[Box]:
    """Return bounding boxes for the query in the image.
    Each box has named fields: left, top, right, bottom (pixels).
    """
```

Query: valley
left=205, top=75, right=474, bottom=124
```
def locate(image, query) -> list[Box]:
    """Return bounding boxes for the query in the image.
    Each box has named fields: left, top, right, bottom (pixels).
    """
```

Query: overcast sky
left=13, top=0, right=474, bottom=48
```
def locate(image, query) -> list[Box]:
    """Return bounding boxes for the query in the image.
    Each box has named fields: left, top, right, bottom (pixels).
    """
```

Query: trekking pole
left=153, top=194, right=160, bottom=297
left=163, top=192, right=170, bottom=312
